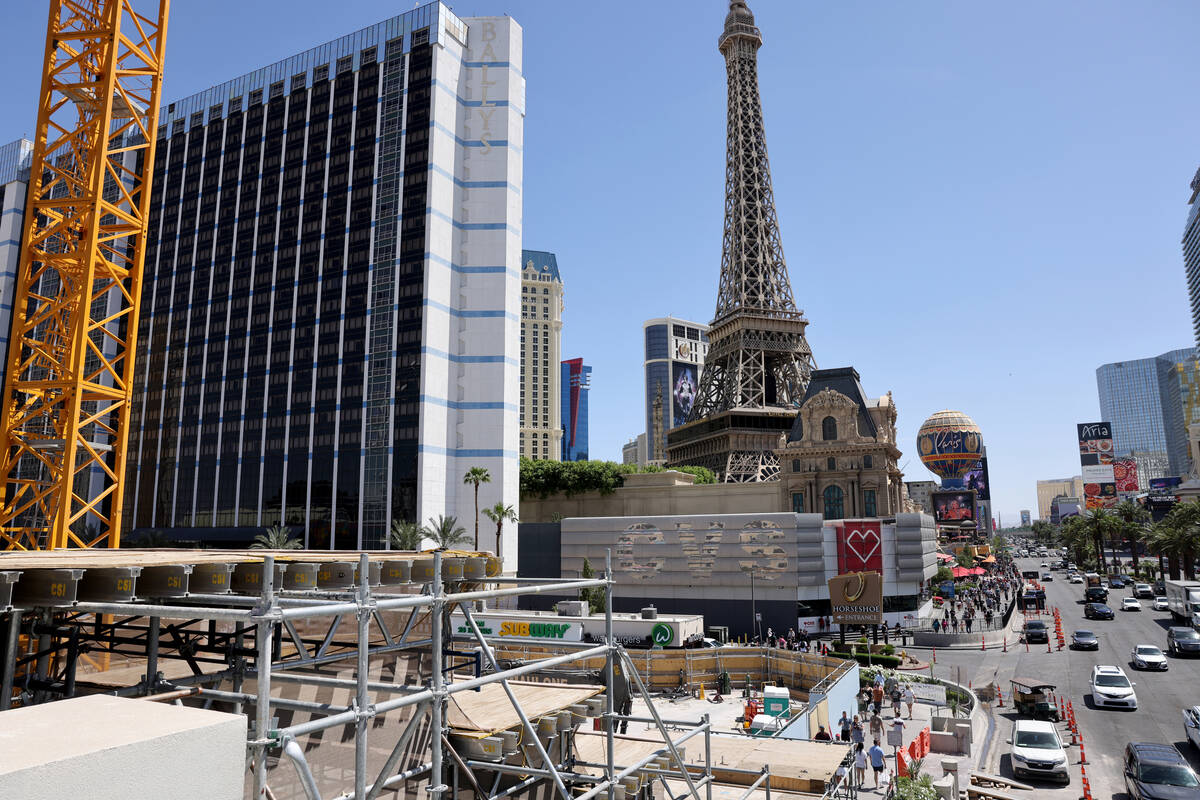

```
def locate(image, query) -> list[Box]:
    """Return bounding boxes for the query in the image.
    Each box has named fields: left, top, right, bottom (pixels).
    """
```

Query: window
left=823, top=485, right=845, bottom=521
left=863, top=454, right=873, bottom=469
left=864, top=489, right=877, bottom=517
left=827, top=457, right=836, bottom=471
left=822, top=416, right=837, bottom=441
left=791, top=459, right=802, bottom=472
left=791, top=492, right=804, bottom=514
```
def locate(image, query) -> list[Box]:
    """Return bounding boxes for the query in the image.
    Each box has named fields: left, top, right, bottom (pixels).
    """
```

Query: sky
left=1, top=1, right=1197, bottom=524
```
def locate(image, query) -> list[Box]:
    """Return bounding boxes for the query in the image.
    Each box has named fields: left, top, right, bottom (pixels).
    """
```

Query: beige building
left=520, top=250, right=564, bottom=460
left=904, top=481, right=939, bottom=514
left=1036, top=477, right=1084, bottom=520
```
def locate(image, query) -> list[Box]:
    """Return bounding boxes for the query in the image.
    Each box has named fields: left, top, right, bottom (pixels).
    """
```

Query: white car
left=1122, top=597, right=1142, bottom=612
left=1009, top=719, right=1070, bottom=783
left=1130, top=645, right=1168, bottom=671
left=1090, top=665, right=1137, bottom=710
left=1069, top=574, right=1084, bottom=584
left=1154, top=596, right=1169, bottom=611
left=1186, top=707, right=1200, bottom=750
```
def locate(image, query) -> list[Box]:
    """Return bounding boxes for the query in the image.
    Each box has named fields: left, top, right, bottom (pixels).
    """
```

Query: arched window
left=822, top=416, right=837, bottom=441
left=823, top=485, right=845, bottom=520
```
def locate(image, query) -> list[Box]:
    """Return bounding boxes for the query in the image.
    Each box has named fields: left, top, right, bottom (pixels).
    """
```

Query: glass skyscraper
left=642, top=317, right=709, bottom=461
left=102, top=3, right=525, bottom=555
left=1096, top=347, right=1197, bottom=478
left=1184, top=166, right=1200, bottom=349
left=560, top=358, right=591, bottom=461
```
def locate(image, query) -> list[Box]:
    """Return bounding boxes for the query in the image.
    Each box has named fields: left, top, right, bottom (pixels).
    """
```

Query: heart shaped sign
left=844, top=525, right=880, bottom=568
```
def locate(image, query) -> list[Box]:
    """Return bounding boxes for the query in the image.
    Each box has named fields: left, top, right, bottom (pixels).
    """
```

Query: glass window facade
left=1096, top=347, right=1196, bottom=476
left=863, top=489, right=876, bottom=517
left=823, top=485, right=844, bottom=520
left=560, top=359, right=592, bottom=461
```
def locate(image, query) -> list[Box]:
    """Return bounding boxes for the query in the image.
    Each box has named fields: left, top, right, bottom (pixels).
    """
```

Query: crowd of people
left=931, top=566, right=1020, bottom=634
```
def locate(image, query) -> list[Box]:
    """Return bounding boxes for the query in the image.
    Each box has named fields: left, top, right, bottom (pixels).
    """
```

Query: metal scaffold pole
left=254, top=555, right=276, bottom=799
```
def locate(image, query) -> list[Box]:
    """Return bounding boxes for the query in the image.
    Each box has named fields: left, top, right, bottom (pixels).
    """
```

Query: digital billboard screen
left=1150, top=476, right=1182, bottom=493
left=671, top=362, right=698, bottom=425
left=963, top=458, right=990, bottom=502
left=1113, top=458, right=1138, bottom=493
left=931, top=490, right=976, bottom=523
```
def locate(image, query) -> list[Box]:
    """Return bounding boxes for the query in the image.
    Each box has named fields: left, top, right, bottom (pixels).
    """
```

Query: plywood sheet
left=447, top=680, right=602, bottom=736
left=75, top=658, right=222, bottom=688
left=0, top=549, right=259, bottom=569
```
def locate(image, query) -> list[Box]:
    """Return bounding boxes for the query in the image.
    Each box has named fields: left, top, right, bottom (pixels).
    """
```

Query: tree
left=955, top=549, right=974, bottom=568
left=1152, top=503, right=1200, bottom=580
left=422, top=515, right=469, bottom=549
left=463, top=467, right=492, bottom=550
left=1059, top=516, right=1093, bottom=568
left=251, top=524, right=302, bottom=550
left=482, top=502, right=518, bottom=560
left=580, top=558, right=606, bottom=613
left=390, top=519, right=424, bottom=551
left=1030, top=520, right=1055, bottom=547
left=934, top=565, right=954, bottom=584
left=1113, top=499, right=1151, bottom=572
left=1083, top=509, right=1122, bottom=573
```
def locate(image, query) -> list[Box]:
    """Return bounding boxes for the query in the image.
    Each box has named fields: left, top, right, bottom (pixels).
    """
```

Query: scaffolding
left=3, top=549, right=855, bottom=800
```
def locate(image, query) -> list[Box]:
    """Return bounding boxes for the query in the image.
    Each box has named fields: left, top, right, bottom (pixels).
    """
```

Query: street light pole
left=750, top=569, right=758, bottom=643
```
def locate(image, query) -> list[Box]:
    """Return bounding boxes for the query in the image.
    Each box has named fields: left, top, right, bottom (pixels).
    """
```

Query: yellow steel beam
left=0, top=0, right=169, bottom=550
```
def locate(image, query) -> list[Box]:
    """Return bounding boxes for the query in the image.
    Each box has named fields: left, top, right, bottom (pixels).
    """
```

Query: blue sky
left=2, top=1, right=1196, bottom=523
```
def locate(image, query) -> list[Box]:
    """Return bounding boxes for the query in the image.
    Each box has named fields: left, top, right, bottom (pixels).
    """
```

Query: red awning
left=951, top=566, right=971, bottom=578
left=970, top=567, right=987, bottom=576
left=935, top=553, right=954, bottom=562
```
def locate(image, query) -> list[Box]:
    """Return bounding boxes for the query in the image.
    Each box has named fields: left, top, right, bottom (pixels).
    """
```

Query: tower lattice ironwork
left=668, top=0, right=815, bottom=482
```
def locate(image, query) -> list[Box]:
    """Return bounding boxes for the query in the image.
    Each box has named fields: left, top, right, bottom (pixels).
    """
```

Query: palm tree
left=390, top=519, right=424, bottom=551
left=422, top=515, right=469, bottom=549
left=251, top=524, right=302, bottom=550
left=482, top=502, right=518, bottom=559
left=1159, top=503, right=1200, bottom=580
left=1083, top=509, right=1122, bottom=573
left=1060, top=516, right=1093, bottom=569
left=1031, top=520, right=1055, bottom=547
left=1114, top=500, right=1151, bottom=572
left=463, top=467, right=491, bottom=550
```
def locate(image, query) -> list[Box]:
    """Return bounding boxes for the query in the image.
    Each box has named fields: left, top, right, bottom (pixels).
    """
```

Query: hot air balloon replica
left=916, top=410, right=983, bottom=489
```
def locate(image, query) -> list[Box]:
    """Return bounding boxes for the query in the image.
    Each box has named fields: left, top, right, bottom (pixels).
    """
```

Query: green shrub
left=845, top=652, right=901, bottom=669
left=519, top=458, right=715, bottom=499
left=881, top=644, right=895, bottom=656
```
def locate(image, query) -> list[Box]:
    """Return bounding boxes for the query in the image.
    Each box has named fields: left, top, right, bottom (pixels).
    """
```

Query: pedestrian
left=869, top=710, right=884, bottom=741
left=965, top=616, right=973, bottom=634
left=853, top=742, right=867, bottom=787
left=839, top=711, right=851, bottom=742
left=932, top=619, right=940, bottom=634
left=872, top=683, right=884, bottom=711
left=890, top=686, right=902, bottom=718
left=851, top=715, right=864, bottom=745
left=868, top=738, right=887, bottom=788
left=903, top=685, right=915, bottom=719
left=813, top=725, right=831, bottom=741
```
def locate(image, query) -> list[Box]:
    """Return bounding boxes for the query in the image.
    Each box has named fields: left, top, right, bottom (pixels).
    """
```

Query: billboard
left=671, top=362, right=698, bottom=426
left=963, top=458, right=991, bottom=502
left=1150, top=476, right=1183, bottom=493
left=828, top=571, right=884, bottom=626
left=931, top=490, right=976, bottom=523
left=1020, top=510, right=1032, bottom=527
left=1077, top=422, right=1116, bottom=509
left=835, top=520, right=883, bottom=574
left=1113, top=458, right=1139, bottom=494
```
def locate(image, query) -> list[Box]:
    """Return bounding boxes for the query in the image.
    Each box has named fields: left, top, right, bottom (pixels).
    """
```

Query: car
left=1071, top=630, right=1099, bottom=650
left=1023, top=620, right=1049, bottom=643
left=1009, top=719, right=1070, bottom=783
left=1091, top=665, right=1137, bottom=709
left=1068, top=563, right=1078, bottom=571
left=1042, top=572, right=1053, bottom=581
left=1130, top=645, right=1168, bottom=671
left=1110, top=576, right=1127, bottom=589
left=1123, top=597, right=1143, bottom=612
left=1135, top=583, right=1154, bottom=598
left=1069, top=574, right=1084, bottom=584
left=1154, top=596, right=1170, bottom=611
left=1169, top=627, right=1200, bottom=657
left=1185, top=707, right=1200, bottom=750
left=1086, top=586, right=1110, bottom=603
left=1040, top=561, right=1049, bottom=568
left=1124, top=742, right=1200, bottom=799
left=1085, top=603, right=1115, bottom=620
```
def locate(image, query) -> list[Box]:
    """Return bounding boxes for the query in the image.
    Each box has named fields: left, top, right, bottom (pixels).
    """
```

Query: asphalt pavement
left=924, top=556, right=1200, bottom=798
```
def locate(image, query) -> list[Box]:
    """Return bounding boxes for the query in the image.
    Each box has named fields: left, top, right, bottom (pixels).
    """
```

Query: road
left=927, top=556, right=1200, bottom=797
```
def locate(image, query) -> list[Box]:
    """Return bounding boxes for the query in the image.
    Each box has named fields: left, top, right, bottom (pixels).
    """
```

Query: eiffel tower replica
left=667, top=0, right=816, bottom=483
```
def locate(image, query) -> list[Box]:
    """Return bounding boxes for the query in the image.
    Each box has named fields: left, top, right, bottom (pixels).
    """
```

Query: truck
left=1084, top=572, right=1102, bottom=588
left=1164, top=580, right=1200, bottom=621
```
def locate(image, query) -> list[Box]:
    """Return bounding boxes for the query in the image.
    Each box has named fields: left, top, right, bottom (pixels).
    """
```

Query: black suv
left=1167, top=627, right=1200, bottom=657
left=1124, top=742, right=1200, bottom=799
left=1085, top=586, right=1109, bottom=603
left=1085, top=603, right=1115, bottom=620
left=1023, top=620, right=1049, bottom=643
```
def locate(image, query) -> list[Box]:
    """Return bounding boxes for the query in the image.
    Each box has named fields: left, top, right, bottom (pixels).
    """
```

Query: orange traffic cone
left=1002, top=636, right=1007, bottom=652
left=996, top=688, right=1003, bottom=707
left=981, top=635, right=986, bottom=651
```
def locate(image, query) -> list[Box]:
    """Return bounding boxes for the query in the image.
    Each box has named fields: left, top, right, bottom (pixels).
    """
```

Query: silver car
left=1130, top=645, right=1168, bottom=671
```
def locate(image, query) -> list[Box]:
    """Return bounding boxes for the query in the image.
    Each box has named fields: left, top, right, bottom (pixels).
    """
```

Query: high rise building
left=1184, top=166, right=1200, bottom=349
left=642, top=317, right=709, bottom=461
left=904, top=480, right=938, bottom=514
left=560, top=358, right=591, bottom=461
left=1036, top=477, right=1083, bottom=521
left=0, top=139, right=33, bottom=389
left=1096, top=348, right=1197, bottom=478
left=668, top=0, right=816, bottom=482
left=112, top=4, right=524, bottom=555
left=520, top=250, right=564, bottom=461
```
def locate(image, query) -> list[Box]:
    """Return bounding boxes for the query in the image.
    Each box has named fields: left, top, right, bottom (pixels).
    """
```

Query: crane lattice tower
left=667, top=0, right=815, bottom=482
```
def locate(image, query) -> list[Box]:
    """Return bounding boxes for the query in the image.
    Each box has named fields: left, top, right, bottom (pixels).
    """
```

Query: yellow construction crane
left=0, top=0, right=169, bottom=550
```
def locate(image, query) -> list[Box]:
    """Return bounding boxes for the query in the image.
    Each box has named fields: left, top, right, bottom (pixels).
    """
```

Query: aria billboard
left=1077, top=422, right=1117, bottom=509
left=931, top=490, right=976, bottom=523
left=829, top=571, right=884, bottom=625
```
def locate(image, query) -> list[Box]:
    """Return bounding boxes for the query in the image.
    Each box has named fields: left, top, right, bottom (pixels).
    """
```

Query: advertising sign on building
left=671, top=362, right=698, bottom=424
left=1113, top=458, right=1139, bottom=493
left=835, top=520, right=883, bottom=574
left=449, top=613, right=583, bottom=642
left=963, top=458, right=990, bottom=502
left=828, top=571, right=884, bottom=625
left=1150, top=476, right=1183, bottom=493
left=1077, top=422, right=1117, bottom=509
left=930, top=490, right=976, bottom=523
